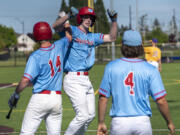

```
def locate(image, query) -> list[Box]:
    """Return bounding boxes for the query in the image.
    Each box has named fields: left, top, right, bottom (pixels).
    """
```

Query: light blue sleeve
left=24, top=55, right=39, bottom=82
left=149, top=69, right=166, bottom=101
left=99, top=64, right=111, bottom=97
left=92, top=33, right=104, bottom=46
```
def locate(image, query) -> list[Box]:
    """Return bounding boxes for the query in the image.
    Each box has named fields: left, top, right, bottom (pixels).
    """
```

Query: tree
left=145, top=18, right=168, bottom=43
left=0, top=35, right=5, bottom=51
left=60, top=0, right=69, bottom=13
left=94, top=0, right=109, bottom=33
left=0, top=24, right=17, bottom=49
left=153, top=18, right=161, bottom=30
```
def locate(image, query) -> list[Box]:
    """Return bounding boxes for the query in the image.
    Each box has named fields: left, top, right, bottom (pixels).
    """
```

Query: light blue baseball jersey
left=23, top=37, right=69, bottom=93
left=99, top=57, right=166, bottom=117
left=63, top=25, right=104, bottom=72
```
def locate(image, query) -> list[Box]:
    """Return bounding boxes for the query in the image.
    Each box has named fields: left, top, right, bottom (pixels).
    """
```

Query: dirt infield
left=0, top=125, right=14, bottom=135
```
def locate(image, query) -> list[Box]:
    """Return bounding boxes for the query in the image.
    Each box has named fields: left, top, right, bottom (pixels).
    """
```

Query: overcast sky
left=0, top=0, right=180, bottom=34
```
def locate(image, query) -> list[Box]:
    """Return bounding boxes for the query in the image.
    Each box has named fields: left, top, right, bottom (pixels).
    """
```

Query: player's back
left=107, top=57, right=160, bottom=117
left=144, top=46, right=161, bottom=61
left=24, top=38, right=68, bottom=93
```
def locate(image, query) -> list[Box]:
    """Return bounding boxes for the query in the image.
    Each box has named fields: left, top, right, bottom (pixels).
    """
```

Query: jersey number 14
left=49, top=56, right=61, bottom=77
left=124, top=72, right=135, bottom=95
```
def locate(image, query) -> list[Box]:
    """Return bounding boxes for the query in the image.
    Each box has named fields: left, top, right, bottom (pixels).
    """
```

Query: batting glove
left=107, top=9, right=117, bottom=22
left=68, top=6, right=79, bottom=18
left=8, top=92, right=20, bottom=108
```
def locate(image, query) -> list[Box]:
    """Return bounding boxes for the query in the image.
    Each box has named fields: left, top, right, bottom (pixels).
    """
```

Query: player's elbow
left=156, top=96, right=167, bottom=105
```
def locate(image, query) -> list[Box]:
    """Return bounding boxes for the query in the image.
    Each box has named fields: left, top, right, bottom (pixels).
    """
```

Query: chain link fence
left=0, top=43, right=180, bottom=67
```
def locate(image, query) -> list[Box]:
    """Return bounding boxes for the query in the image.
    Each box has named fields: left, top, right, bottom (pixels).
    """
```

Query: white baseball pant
left=147, top=61, right=159, bottom=68
left=20, top=91, right=62, bottom=135
left=63, top=72, right=95, bottom=135
left=110, top=116, right=152, bottom=135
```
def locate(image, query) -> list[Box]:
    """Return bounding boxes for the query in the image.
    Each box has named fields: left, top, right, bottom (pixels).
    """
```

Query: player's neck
left=40, top=41, right=51, bottom=48
left=79, top=25, right=89, bottom=33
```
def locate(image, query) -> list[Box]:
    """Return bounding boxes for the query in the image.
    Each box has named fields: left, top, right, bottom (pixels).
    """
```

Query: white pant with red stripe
left=20, top=92, right=62, bottom=135
left=63, top=72, right=95, bottom=135
left=147, top=61, right=159, bottom=68
left=110, top=116, right=152, bottom=135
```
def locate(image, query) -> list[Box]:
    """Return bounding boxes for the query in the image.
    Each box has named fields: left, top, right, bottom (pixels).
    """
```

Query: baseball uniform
left=63, top=25, right=104, bottom=135
left=20, top=37, right=69, bottom=135
left=144, top=46, right=161, bottom=68
left=99, top=57, right=166, bottom=135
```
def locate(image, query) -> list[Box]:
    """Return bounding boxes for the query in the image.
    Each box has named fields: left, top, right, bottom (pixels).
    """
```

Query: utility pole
left=136, top=0, right=139, bottom=31
left=15, top=18, right=25, bottom=44
left=110, top=0, right=115, bottom=60
left=88, top=0, right=94, bottom=32
left=129, top=5, right=132, bottom=29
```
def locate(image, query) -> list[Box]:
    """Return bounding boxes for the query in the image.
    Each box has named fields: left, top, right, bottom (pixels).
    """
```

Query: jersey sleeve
left=149, top=68, right=166, bottom=101
left=23, top=55, right=40, bottom=82
left=99, top=64, right=111, bottom=97
left=92, top=33, right=104, bottom=46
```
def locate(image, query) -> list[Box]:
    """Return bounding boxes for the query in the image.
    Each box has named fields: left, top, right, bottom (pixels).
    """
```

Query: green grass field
left=0, top=62, right=180, bottom=135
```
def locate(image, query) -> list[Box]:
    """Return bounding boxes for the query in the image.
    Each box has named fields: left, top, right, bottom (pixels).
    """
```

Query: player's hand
left=168, top=122, right=175, bottom=135
left=58, top=11, right=70, bottom=24
left=64, top=23, right=72, bottom=41
left=107, top=9, right=117, bottom=22
left=68, top=6, right=79, bottom=18
left=8, top=92, right=20, bottom=108
left=97, top=123, right=108, bottom=135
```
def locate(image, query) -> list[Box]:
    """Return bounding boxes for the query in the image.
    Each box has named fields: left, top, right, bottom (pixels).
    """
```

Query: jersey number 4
left=124, top=72, right=135, bottom=95
left=49, top=56, right=61, bottom=77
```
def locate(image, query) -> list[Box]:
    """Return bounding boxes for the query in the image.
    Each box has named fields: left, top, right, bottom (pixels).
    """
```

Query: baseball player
left=97, top=30, right=175, bottom=135
left=144, top=38, right=162, bottom=72
left=53, top=7, right=117, bottom=135
left=8, top=22, right=71, bottom=135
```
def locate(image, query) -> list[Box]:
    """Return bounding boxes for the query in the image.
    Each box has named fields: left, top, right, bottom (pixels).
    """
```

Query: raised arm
left=156, top=97, right=175, bottom=135
left=52, top=7, right=79, bottom=32
left=103, top=9, right=118, bottom=42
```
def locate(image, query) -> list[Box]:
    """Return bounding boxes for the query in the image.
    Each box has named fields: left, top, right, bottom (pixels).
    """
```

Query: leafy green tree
left=0, top=35, right=5, bottom=51
left=94, top=0, right=109, bottom=33
left=145, top=18, right=168, bottom=43
left=0, top=24, right=17, bottom=49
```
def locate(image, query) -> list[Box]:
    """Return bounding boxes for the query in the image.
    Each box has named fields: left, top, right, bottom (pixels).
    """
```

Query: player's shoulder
left=29, top=49, right=41, bottom=58
left=106, top=59, right=121, bottom=69
left=54, top=37, right=69, bottom=45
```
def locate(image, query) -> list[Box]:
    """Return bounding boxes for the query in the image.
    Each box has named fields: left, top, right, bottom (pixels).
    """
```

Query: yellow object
left=88, top=0, right=94, bottom=32
left=144, top=47, right=161, bottom=62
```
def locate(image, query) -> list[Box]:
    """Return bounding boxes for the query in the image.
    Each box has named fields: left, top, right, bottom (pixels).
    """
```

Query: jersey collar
left=120, top=57, right=145, bottom=63
left=39, top=44, right=55, bottom=51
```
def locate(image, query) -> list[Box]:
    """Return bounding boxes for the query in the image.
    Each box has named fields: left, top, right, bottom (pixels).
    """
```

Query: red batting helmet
left=33, top=22, right=52, bottom=41
left=77, top=7, right=96, bottom=26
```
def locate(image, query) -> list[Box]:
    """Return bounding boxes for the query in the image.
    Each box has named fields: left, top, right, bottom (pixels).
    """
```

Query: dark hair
left=121, top=44, right=144, bottom=58
left=80, top=15, right=96, bottom=27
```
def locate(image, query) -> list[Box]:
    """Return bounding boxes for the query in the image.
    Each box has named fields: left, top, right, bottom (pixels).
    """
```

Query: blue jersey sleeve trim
left=24, top=73, right=33, bottom=81
left=155, top=94, right=167, bottom=101
left=99, top=92, right=108, bottom=97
